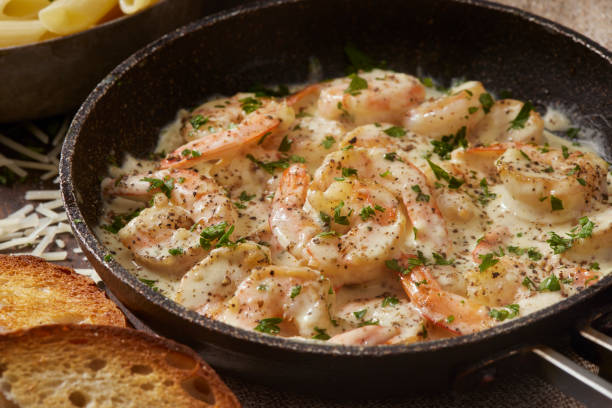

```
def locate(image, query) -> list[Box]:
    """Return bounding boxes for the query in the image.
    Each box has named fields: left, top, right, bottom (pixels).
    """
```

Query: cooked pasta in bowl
left=96, top=65, right=611, bottom=346
left=0, top=0, right=159, bottom=48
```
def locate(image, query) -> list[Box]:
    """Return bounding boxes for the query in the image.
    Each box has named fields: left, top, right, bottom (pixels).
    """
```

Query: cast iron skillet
left=60, top=0, right=612, bottom=395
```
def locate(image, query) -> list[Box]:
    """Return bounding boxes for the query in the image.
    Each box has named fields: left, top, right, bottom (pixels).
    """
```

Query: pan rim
left=60, top=0, right=612, bottom=357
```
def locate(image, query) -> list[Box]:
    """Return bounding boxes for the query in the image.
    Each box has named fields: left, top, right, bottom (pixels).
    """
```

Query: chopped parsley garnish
left=342, top=167, right=358, bottom=177
left=199, top=221, right=239, bottom=249
left=522, top=277, right=537, bottom=291
left=566, top=127, right=580, bottom=139
left=168, top=247, right=184, bottom=256
left=358, top=319, right=380, bottom=327
left=431, top=126, right=467, bottom=160
left=344, top=43, right=382, bottom=73
left=290, top=285, right=302, bottom=299
left=577, top=178, right=586, bottom=186
left=360, top=206, right=376, bottom=220
left=489, top=304, right=520, bottom=321
left=322, top=136, right=336, bottom=149
left=550, top=195, right=564, bottom=211
left=527, top=248, right=543, bottom=261
left=547, top=216, right=594, bottom=254
left=519, top=150, right=531, bottom=161
left=478, top=253, right=500, bottom=272
left=319, top=211, right=331, bottom=226
left=333, top=201, right=350, bottom=225
left=246, top=154, right=289, bottom=174
left=257, top=131, right=271, bottom=145
left=344, top=73, right=368, bottom=95
left=411, top=185, right=430, bottom=202
left=103, top=254, right=113, bottom=262
left=543, top=166, right=554, bottom=173
left=427, top=159, right=464, bottom=189
left=254, top=317, right=282, bottom=334
left=380, top=170, right=391, bottom=177
left=141, top=176, right=174, bottom=198
left=102, top=208, right=142, bottom=234
left=382, top=296, right=399, bottom=307
left=386, top=252, right=428, bottom=274
left=383, top=126, right=407, bottom=138
left=590, top=262, right=600, bottom=270
left=547, top=232, right=573, bottom=254
left=289, top=155, right=306, bottom=163
left=312, top=327, right=330, bottom=341
left=239, top=191, right=255, bottom=201
left=239, top=96, right=262, bottom=114
left=234, top=202, right=247, bottom=209
left=374, top=204, right=385, bottom=212
left=317, top=230, right=339, bottom=238
left=420, top=77, right=434, bottom=87
left=139, top=278, right=159, bottom=292
left=249, top=83, right=290, bottom=97
left=189, top=114, right=208, bottom=130
left=353, top=309, right=367, bottom=320
left=508, top=101, right=534, bottom=130
left=384, top=152, right=399, bottom=162
left=479, top=93, right=494, bottom=113
left=478, top=178, right=496, bottom=206
left=433, top=252, right=454, bottom=265
left=278, top=135, right=293, bottom=152
left=447, top=315, right=455, bottom=323
left=468, top=107, right=479, bottom=114
left=562, top=145, right=570, bottom=159
left=538, top=274, right=561, bottom=292
left=181, top=149, right=201, bottom=158
left=257, top=284, right=268, bottom=291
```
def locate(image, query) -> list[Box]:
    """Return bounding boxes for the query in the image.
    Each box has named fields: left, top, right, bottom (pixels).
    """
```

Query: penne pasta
left=119, top=0, right=158, bottom=15
left=0, top=0, right=50, bottom=20
left=0, top=19, right=46, bottom=47
left=38, top=0, right=117, bottom=35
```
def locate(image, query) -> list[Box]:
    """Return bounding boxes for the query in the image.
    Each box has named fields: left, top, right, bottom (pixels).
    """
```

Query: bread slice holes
left=130, top=365, right=153, bottom=375
left=140, top=383, right=154, bottom=391
left=86, top=359, right=106, bottom=371
left=180, top=376, right=215, bottom=405
left=68, top=390, right=90, bottom=407
left=164, top=351, right=197, bottom=371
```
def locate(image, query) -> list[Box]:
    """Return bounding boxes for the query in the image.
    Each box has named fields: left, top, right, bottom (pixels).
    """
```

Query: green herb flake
left=566, top=127, right=580, bottom=139
left=562, top=145, right=570, bottom=159
left=508, top=101, right=534, bottom=130
left=382, top=296, right=399, bottom=307
left=139, top=278, right=159, bottom=292
left=479, top=93, right=494, bottom=113
left=319, top=211, right=331, bottom=226
left=333, top=201, right=350, bottom=225
left=322, top=136, right=336, bottom=149
left=360, top=206, right=376, bottom=221
left=257, top=284, right=268, bottom=291
left=577, top=178, right=586, bottom=186
left=420, top=77, right=434, bottom=87
left=538, top=274, right=561, bottom=292
left=478, top=178, right=497, bottom=206
left=468, top=106, right=479, bottom=114
left=344, top=73, right=368, bottom=95
left=433, top=252, right=454, bottom=265
left=527, top=248, right=543, bottom=261
left=254, top=317, right=282, bottom=334
left=489, top=304, right=520, bottom=321
left=522, top=277, right=537, bottom=290
left=104, top=254, right=113, bottom=262
left=168, top=247, right=184, bottom=256
left=189, top=114, right=208, bottom=130
left=246, top=154, right=289, bottom=174
left=312, top=327, right=331, bottom=341
left=342, top=167, right=358, bottom=178
left=383, top=126, right=407, bottom=138
left=317, top=230, right=340, bottom=238
left=239, top=96, right=263, bottom=114
left=379, top=170, right=391, bottom=178
left=102, top=209, right=142, bottom=234
left=290, top=285, right=302, bottom=299
left=278, top=135, right=293, bottom=152
left=550, top=195, right=564, bottom=211
left=353, top=309, right=367, bottom=320
left=384, top=152, right=398, bottom=162
left=411, top=185, right=430, bottom=202
left=446, top=315, right=455, bottom=324
left=519, top=149, right=531, bottom=161
left=200, top=221, right=229, bottom=249
left=141, top=176, right=174, bottom=198
left=431, top=126, right=467, bottom=160
left=478, top=253, right=500, bottom=272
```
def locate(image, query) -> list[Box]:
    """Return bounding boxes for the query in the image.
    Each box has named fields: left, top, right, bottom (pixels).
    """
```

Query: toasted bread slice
left=0, top=324, right=241, bottom=408
left=0, top=255, right=125, bottom=332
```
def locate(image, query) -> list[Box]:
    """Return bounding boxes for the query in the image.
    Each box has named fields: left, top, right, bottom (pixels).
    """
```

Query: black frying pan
left=60, top=0, right=612, bottom=395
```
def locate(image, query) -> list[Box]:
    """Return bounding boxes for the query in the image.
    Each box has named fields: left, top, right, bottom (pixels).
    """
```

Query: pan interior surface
left=61, top=0, right=612, bottom=392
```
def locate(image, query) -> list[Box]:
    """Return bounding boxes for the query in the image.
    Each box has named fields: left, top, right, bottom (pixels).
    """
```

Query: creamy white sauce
left=96, top=71, right=611, bottom=345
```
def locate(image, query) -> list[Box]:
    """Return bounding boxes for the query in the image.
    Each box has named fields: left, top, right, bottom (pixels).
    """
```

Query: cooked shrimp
left=404, top=81, right=487, bottom=139
left=116, top=194, right=205, bottom=274
left=496, top=144, right=608, bottom=222
left=102, top=168, right=238, bottom=229
left=399, top=264, right=494, bottom=335
left=175, top=242, right=271, bottom=318
left=328, top=325, right=400, bottom=346
left=309, top=147, right=448, bottom=251
left=161, top=101, right=293, bottom=168
left=270, top=162, right=406, bottom=285
left=470, top=99, right=544, bottom=145
left=180, top=94, right=247, bottom=142
left=317, top=69, right=425, bottom=126
left=221, top=265, right=336, bottom=338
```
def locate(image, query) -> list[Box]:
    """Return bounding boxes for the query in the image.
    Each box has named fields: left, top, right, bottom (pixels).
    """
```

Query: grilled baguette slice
left=0, top=255, right=125, bottom=332
left=0, top=324, right=241, bottom=408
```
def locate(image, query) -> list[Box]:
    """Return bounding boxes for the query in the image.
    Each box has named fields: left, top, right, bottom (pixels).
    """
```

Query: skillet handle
left=454, top=323, right=612, bottom=408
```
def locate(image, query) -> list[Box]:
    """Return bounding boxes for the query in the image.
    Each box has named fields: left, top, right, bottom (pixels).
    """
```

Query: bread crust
left=0, top=255, right=126, bottom=332
left=0, top=324, right=241, bottom=407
